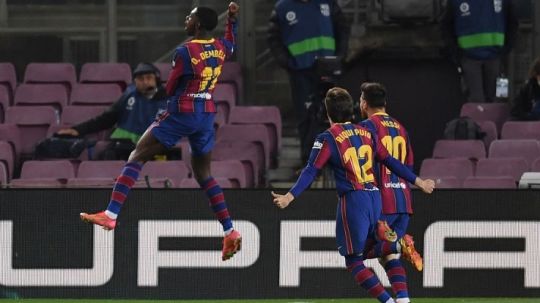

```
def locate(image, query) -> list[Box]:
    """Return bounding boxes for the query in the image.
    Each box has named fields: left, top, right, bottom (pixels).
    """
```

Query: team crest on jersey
left=320, top=4, right=330, bottom=17
left=126, top=97, right=135, bottom=110
left=285, top=11, right=297, bottom=25
left=313, top=141, right=323, bottom=149
left=494, top=0, right=502, bottom=13
left=459, top=2, right=470, bottom=16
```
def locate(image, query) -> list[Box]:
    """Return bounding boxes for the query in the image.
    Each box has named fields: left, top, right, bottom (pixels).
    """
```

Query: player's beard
left=143, top=86, right=158, bottom=99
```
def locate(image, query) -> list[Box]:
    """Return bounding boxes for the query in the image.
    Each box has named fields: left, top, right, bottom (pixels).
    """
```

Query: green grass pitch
left=0, top=299, right=539, bottom=303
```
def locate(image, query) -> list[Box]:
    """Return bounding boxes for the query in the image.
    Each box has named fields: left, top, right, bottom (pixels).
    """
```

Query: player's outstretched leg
left=381, top=256, right=410, bottom=303
left=192, top=152, right=241, bottom=261
left=399, top=234, right=423, bottom=271
left=364, top=236, right=423, bottom=271
left=346, top=255, right=395, bottom=303
left=81, top=130, right=165, bottom=230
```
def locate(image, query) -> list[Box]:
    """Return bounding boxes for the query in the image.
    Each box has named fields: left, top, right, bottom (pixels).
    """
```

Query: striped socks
left=199, top=176, right=233, bottom=233
left=346, top=255, right=394, bottom=303
left=105, top=162, right=142, bottom=219
left=385, top=258, right=410, bottom=302
left=365, top=241, right=400, bottom=259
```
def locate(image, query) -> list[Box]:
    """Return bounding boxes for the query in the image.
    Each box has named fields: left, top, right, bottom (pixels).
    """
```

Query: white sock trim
left=104, top=210, right=117, bottom=220
left=385, top=298, right=396, bottom=303
left=224, top=228, right=233, bottom=236
left=396, top=298, right=410, bottom=303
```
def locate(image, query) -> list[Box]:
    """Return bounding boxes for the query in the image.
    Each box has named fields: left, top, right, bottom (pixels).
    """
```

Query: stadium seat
left=475, top=158, right=528, bottom=182
left=501, top=121, right=540, bottom=140
left=217, top=124, right=271, bottom=169
left=0, top=162, right=7, bottom=186
left=5, top=106, right=58, bottom=155
left=477, top=121, right=498, bottom=149
left=79, top=63, right=132, bottom=90
left=23, top=63, right=77, bottom=93
left=61, top=105, right=106, bottom=125
left=0, top=85, right=9, bottom=123
left=178, top=177, right=233, bottom=189
left=70, top=83, right=122, bottom=106
left=462, top=176, right=516, bottom=189
left=419, top=176, right=462, bottom=188
left=67, top=160, right=125, bottom=188
left=228, top=106, right=282, bottom=167
left=0, top=124, right=22, bottom=158
left=154, top=62, right=171, bottom=83
left=221, top=61, right=243, bottom=101
left=14, top=84, right=68, bottom=112
left=432, top=140, right=486, bottom=160
left=530, top=157, right=540, bottom=172
left=0, top=62, right=17, bottom=100
left=460, top=103, right=510, bottom=132
left=214, top=83, right=236, bottom=122
left=488, top=139, right=540, bottom=167
left=211, top=160, right=248, bottom=188
left=10, top=160, right=75, bottom=188
left=0, top=140, right=15, bottom=179
left=419, top=158, right=474, bottom=181
left=213, top=141, right=262, bottom=187
left=138, top=160, right=190, bottom=188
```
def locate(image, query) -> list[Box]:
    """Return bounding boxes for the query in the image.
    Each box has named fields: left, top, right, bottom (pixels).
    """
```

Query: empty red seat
left=220, top=61, right=242, bottom=101
left=0, top=141, right=14, bottom=179
left=67, top=160, right=125, bottom=188
left=501, top=121, right=540, bottom=140
left=178, top=177, right=233, bottom=189
left=70, top=83, right=122, bottom=106
left=419, top=158, right=474, bottom=181
left=14, top=84, right=68, bottom=111
left=229, top=106, right=282, bottom=167
left=10, top=160, right=75, bottom=188
left=489, top=139, right=540, bottom=167
left=5, top=106, right=58, bottom=154
left=477, top=121, right=498, bottom=149
left=0, top=86, right=9, bottom=123
left=217, top=124, right=271, bottom=169
left=61, top=105, right=106, bottom=125
left=0, top=62, right=17, bottom=100
left=138, top=160, right=190, bottom=187
left=211, top=160, right=247, bottom=188
left=23, top=63, right=76, bottom=93
left=460, top=103, right=510, bottom=131
left=419, top=176, right=462, bottom=189
left=212, top=141, right=262, bottom=187
left=80, top=63, right=132, bottom=90
left=432, top=140, right=486, bottom=160
left=214, top=83, right=236, bottom=122
left=153, top=63, right=171, bottom=83
left=462, top=176, right=516, bottom=189
left=475, top=158, right=528, bottom=182
left=0, top=124, right=22, bottom=158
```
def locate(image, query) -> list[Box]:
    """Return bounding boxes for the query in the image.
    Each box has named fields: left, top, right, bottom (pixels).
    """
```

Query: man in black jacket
left=57, top=63, right=168, bottom=159
left=511, top=57, right=540, bottom=120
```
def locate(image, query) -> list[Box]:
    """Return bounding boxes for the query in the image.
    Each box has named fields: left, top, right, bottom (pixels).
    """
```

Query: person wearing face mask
left=511, top=57, right=540, bottom=121
left=57, top=62, right=168, bottom=160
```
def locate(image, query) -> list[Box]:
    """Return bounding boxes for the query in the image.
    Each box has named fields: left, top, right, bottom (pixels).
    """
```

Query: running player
left=272, top=87, right=435, bottom=303
left=80, top=2, right=242, bottom=261
left=360, top=82, right=420, bottom=303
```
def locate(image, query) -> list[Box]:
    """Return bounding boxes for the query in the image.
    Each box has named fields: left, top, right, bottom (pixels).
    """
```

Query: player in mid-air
left=272, top=87, right=435, bottom=303
left=80, top=2, right=242, bottom=261
left=359, top=82, right=421, bottom=303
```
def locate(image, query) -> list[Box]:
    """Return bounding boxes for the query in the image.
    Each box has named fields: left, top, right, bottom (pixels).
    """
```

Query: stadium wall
left=0, top=189, right=539, bottom=299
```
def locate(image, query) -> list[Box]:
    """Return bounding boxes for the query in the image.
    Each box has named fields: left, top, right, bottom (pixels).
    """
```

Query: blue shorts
left=336, top=190, right=381, bottom=256
left=150, top=112, right=215, bottom=156
left=380, top=213, right=410, bottom=238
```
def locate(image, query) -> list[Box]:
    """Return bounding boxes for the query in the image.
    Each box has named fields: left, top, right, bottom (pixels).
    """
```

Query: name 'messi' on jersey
left=380, top=120, right=401, bottom=129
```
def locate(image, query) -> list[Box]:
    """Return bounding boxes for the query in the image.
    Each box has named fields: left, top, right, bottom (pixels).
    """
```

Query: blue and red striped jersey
left=290, top=122, right=417, bottom=197
left=362, top=112, right=414, bottom=214
left=165, top=18, right=236, bottom=113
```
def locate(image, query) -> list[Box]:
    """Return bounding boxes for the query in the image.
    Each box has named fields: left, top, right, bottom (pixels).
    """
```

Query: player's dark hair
left=361, top=82, right=387, bottom=108
left=195, top=7, right=218, bottom=31
left=324, top=87, right=354, bottom=123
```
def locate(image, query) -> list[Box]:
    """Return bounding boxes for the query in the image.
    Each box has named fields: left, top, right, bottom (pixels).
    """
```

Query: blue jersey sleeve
left=290, top=133, right=331, bottom=198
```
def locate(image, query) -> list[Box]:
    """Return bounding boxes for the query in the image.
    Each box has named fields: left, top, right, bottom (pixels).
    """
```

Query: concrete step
left=279, top=147, right=300, bottom=160
left=267, top=167, right=296, bottom=182
left=282, top=136, right=300, bottom=147
left=269, top=181, right=296, bottom=189
left=277, top=157, right=302, bottom=169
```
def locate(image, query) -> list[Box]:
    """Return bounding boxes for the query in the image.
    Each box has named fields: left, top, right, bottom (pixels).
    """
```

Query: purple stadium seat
left=0, top=141, right=14, bottom=179
left=0, top=124, right=22, bottom=158
left=419, top=158, right=474, bottom=181
left=462, top=176, right=516, bottom=189
left=0, top=162, right=7, bottom=186
left=214, top=109, right=227, bottom=130
left=23, top=63, right=76, bottom=93
left=432, top=140, right=486, bottom=160
left=67, top=160, right=125, bottom=188
left=217, top=124, right=271, bottom=169
left=229, top=106, right=282, bottom=167
left=475, top=158, right=528, bottom=182
left=61, top=105, right=106, bottom=125
left=460, top=103, right=510, bottom=131
left=0, top=62, right=17, bottom=99
left=211, top=160, right=247, bottom=188
left=419, top=176, right=462, bottom=189
left=10, top=160, right=75, bottom=188
left=488, top=139, right=540, bottom=167
left=70, top=83, right=122, bottom=106
left=0, top=85, right=9, bottom=123
left=212, top=141, right=262, bottom=187
left=501, top=121, right=540, bottom=140
left=530, top=157, right=540, bottom=172
left=221, top=61, right=243, bottom=101
left=138, top=160, right=190, bottom=187
left=14, top=84, right=68, bottom=111
left=5, top=106, right=58, bottom=154
left=79, top=63, right=132, bottom=90
left=179, top=177, right=233, bottom=189
left=154, top=63, right=171, bottom=83
left=214, top=83, right=236, bottom=122
left=477, top=121, right=498, bottom=149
